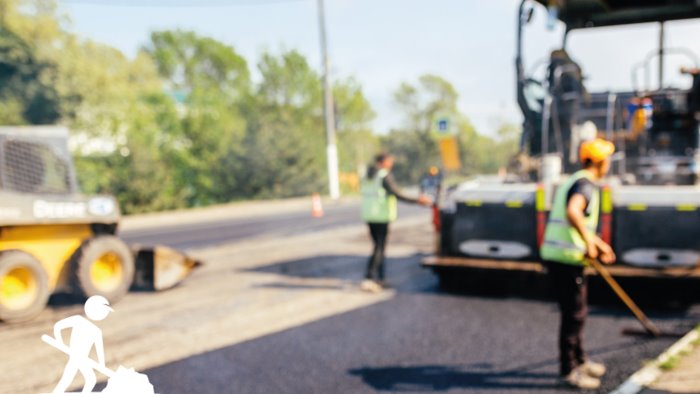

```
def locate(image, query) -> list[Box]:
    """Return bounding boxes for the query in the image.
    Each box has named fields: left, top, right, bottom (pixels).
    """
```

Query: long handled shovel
left=586, top=258, right=664, bottom=337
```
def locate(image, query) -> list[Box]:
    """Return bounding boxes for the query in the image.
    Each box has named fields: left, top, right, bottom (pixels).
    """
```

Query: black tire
left=71, top=235, right=134, bottom=302
left=0, top=250, right=50, bottom=323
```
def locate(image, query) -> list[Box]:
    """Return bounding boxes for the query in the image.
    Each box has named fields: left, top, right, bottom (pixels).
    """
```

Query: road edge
left=610, top=326, right=700, bottom=394
left=121, top=195, right=359, bottom=232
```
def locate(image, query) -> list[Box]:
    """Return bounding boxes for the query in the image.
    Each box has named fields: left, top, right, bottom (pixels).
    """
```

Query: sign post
left=431, top=113, right=461, bottom=171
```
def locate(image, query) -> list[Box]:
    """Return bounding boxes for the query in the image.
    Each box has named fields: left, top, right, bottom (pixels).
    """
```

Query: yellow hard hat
left=579, top=138, right=615, bottom=163
left=429, top=166, right=439, bottom=175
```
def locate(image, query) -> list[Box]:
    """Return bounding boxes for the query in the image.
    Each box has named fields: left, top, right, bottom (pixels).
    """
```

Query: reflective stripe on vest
left=540, top=170, right=600, bottom=265
left=361, top=169, right=398, bottom=223
left=546, top=218, right=597, bottom=233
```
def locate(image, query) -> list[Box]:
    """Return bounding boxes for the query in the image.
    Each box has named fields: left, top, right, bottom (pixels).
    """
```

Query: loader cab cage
left=517, top=0, right=700, bottom=185
left=0, top=127, right=78, bottom=195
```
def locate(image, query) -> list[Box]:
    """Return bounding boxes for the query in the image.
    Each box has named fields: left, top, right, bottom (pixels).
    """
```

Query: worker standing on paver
left=540, top=138, right=617, bottom=390
left=419, top=166, right=443, bottom=199
left=360, top=153, right=432, bottom=293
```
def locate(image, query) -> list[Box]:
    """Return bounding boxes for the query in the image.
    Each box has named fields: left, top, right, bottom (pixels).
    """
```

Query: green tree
left=333, top=77, right=378, bottom=175
left=236, top=50, right=325, bottom=198
left=1, top=3, right=382, bottom=210
left=145, top=29, right=251, bottom=206
left=0, top=0, right=62, bottom=124
left=61, top=41, right=186, bottom=213
left=1, top=0, right=188, bottom=213
left=385, top=74, right=517, bottom=183
left=384, top=74, right=460, bottom=183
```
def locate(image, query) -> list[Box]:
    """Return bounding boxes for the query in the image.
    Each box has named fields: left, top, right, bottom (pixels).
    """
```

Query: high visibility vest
left=540, top=170, right=600, bottom=265
left=361, top=169, right=398, bottom=223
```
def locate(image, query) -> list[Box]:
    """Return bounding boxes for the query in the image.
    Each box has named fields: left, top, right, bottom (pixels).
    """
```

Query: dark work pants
left=366, top=222, right=389, bottom=281
left=546, top=261, right=588, bottom=376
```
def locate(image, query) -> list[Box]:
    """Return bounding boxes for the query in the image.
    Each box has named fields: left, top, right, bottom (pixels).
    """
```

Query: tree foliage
left=145, top=29, right=251, bottom=206
left=334, top=78, right=377, bottom=174
left=383, top=74, right=518, bottom=184
left=1, top=0, right=517, bottom=213
left=0, top=0, right=62, bottom=124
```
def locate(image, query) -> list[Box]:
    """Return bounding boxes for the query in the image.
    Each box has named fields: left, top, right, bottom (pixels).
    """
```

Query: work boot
left=560, top=368, right=601, bottom=390
left=581, top=360, right=606, bottom=378
left=360, top=279, right=383, bottom=293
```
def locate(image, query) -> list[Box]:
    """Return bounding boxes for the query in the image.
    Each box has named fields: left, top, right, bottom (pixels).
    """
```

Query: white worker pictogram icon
left=41, top=295, right=154, bottom=394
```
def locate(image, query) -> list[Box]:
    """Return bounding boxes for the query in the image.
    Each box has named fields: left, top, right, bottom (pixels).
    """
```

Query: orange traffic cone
left=311, top=193, right=324, bottom=218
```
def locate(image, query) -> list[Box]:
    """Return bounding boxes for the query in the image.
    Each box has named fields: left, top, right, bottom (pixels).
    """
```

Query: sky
left=56, top=0, right=700, bottom=137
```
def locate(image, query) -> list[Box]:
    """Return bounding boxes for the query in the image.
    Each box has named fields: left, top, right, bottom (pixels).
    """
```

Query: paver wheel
left=71, top=235, right=134, bottom=302
left=0, top=250, right=50, bottom=322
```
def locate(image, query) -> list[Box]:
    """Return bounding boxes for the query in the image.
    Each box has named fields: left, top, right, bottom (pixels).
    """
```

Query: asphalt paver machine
left=425, top=0, right=700, bottom=284
left=0, top=126, right=199, bottom=322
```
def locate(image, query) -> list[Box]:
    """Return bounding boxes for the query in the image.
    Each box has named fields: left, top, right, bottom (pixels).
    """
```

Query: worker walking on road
left=540, top=138, right=616, bottom=390
left=360, top=153, right=432, bottom=293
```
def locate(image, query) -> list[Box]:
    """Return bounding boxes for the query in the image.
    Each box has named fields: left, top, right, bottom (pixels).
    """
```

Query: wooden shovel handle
left=587, top=259, right=661, bottom=337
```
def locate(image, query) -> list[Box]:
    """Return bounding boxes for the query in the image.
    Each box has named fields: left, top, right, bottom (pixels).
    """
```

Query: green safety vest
left=540, top=170, right=600, bottom=265
left=361, top=169, right=398, bottom=223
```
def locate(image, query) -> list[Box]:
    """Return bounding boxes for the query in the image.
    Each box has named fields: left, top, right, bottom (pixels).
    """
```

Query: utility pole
left=317, top=0, right=340, bottom=200
left=659, top=22, right=665, bottom=90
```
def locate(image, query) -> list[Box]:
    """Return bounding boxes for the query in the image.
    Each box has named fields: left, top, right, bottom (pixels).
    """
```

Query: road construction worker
left=540, top=138, right=616, bottom=390
left=681, top=67, right=700, bottom=115
left=419, top=166, right=443, bottom=200
left=360, top=153, right=432, bottom=293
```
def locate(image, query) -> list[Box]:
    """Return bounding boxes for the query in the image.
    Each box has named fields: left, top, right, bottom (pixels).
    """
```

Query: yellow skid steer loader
left=0, top=126, right=199, bottom=323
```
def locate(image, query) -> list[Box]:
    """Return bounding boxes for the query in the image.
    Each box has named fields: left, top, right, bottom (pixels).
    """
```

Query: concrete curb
left=610, top=327, right=700, bottom=394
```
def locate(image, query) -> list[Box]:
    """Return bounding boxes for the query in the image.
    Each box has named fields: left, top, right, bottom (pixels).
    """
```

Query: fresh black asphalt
left=120, top=202, right=425, bottom=250
left=146, top=257, right=696, bottom=393
left=120, top=203, right=699, bottom=393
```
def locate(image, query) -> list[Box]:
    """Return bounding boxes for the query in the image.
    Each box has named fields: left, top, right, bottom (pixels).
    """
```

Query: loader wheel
left=0, top=251, right=50, bottom=323
left=72, top=236, right=134, bottom=302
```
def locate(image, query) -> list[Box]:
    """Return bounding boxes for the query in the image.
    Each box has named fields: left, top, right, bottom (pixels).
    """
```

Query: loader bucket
left=131, top=245, right=201, bottom=291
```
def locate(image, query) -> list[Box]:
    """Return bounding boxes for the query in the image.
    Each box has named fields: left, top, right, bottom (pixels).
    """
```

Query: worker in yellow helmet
left=540, top=138, right=616, bottom=390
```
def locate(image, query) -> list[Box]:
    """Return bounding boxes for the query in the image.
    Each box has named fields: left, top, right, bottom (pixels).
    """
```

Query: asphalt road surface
left=111, top=203, right=700, bottom=394
left=142, top=259, right=696, bottom=394
left=95, top=200, right=700, bottom=393
left=7, top=199, right=696, bottom=394
left=120, top=201, right=425, bottom=250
